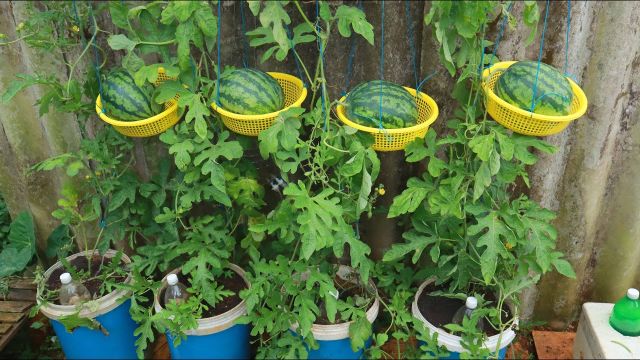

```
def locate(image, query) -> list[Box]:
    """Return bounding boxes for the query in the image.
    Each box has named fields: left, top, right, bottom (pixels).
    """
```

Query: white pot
left=153, top=263, right=250, bottom=336
left=412, top=278, right=518, bottom=354
left=289, top=265, right=380, bottom=341
left=39, top=249, right=133, bottom=320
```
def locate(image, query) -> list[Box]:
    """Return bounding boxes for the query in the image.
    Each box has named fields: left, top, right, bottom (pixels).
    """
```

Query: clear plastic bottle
left=609, top=288, right=640, bottom=336
left=164, top=274, right=190, bottom=306
left=452, top=296, right=485, bottom=331
left=59, top=272, right=91, bottom=305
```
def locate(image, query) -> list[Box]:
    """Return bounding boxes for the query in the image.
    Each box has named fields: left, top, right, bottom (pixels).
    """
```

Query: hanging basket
left=95, top=68, right=181, bottom=138
left=482, top=61, right=588, bottom=137
left=335, top=87, right=439, bottom=152
left=211, top=72, right=308, bottom=137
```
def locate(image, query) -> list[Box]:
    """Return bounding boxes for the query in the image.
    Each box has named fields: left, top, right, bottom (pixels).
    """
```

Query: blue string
left=240, top=1, right=249, bottom=68
left=316, top=0, right=327, bottom=130
left=215, top=0, right=222, bottom=106
left=530, top=0, right=551, bottom=112
left=488, top=2, right=513, bottom=69
left=404, top=0, right=419, bottom=90
left=563, top=0, right=571, bottom=76
left=416, top=70, right=438, bottom=94
left=378, top=0, right=385, bottom=131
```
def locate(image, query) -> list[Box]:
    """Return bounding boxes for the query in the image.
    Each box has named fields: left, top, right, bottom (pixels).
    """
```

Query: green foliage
left=0, top=212, right=36, bottom=277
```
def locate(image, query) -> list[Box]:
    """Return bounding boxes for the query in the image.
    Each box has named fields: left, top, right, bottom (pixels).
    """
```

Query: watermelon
left=101, top=68, right=160, bottom=121
left=217, top=68, right=284, bottom=115
left=493, top=61, right=573, bottom=116
left=344, top=80, right=418, bottom=129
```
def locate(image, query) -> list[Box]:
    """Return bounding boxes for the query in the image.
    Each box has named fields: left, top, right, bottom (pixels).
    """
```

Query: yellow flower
left=16, top=22, right=24, bottom=31
left=71, top=25, right=80, bottom=33
left=377, top=188, right=386, bottom=196
left=95, top=171, right=102, bottom=176
left=0, top=33, right=6, bottom=39
left=505, top=242, right=514, bottom=250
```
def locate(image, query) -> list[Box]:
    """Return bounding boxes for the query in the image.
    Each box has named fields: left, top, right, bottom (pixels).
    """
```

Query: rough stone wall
left=0, top=0, right=638, bottom=325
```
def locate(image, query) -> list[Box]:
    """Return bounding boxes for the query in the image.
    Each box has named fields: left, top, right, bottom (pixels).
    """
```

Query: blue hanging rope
left=530, top=0, right=551, bottom=112
left=215, top=0, right=222, bottom=106
left=488, top=2, right=513, bottom=69
left=404, top=0, right=419, bottom=90
left=341, top=36, right=357, bottom=97
left=240, top=1, right=249, bottom=68
left=378, top=0, right=385, bottom=131
left=315, top=0, right=328, bottom=130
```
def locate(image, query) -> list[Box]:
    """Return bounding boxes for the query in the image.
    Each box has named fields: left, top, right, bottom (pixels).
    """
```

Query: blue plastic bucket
left=290, top=265, right=380, bottom=360
left=39, top=250, right=138, bottom=359
left=412, top=279, right=517, bottom=360
left=154, top=264, right=251, bottom=359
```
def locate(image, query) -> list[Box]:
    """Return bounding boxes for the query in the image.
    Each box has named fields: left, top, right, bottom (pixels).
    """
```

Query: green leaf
left=58, top=313, right=106, bottom=334
left=194, top=7, right=218, bottom=38
left=335, top=5, right=374, bottom=45
left=472, top=162, right=491, bottom=201
left=107, top=34, right=138, bottom=52
left=178, top=92, right=210, bottom=127
left=349, top=317, right=372, bottom=352
left=388, top=177, right=433, bottom=217
left=467, top=212, right=511, bottom=284
left=45, top=225, right=71, bottom=259
left=1, top=74, right=46, bottom=103
left=248, top=1, right=261, bottom=16
left=108, top=2, right=130, bottom=30
left=468, top=133, right=494, bottom=162
left=553, top=258, right=576, bottom=279
left=200, top=161, right=232, bottom=206
left=382, top=228, right=437, bottom=264
left=0, top=212, right=36, bottom=277
left=167, top=140, right=194, bottom=170
left=259, top=1, right=291, bottom=52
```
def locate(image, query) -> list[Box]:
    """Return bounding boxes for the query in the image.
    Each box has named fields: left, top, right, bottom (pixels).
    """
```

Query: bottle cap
left=60, top=272, right=72, bottom=285
left=627, top=288, right=639, bottom=300
left=167, top=274, right=179, bottom=286
left=466, top=296, right=478, bottom=310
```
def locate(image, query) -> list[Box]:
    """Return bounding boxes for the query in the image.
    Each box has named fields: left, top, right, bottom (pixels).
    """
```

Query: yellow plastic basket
left=95, top=69, right=181, bottom=138
left=482, top=61, right=588, bottom=136
left=335, top=87, right=439, bottom=152
left=211, top=72, right=308, bottom=137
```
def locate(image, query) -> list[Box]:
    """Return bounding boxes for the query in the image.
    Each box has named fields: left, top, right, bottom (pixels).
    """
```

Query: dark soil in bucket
left=160, top=270, right=247, bottom=318
left=417, top=283, right=513, bottom=337
left=45, top=254, right=127, bottom=304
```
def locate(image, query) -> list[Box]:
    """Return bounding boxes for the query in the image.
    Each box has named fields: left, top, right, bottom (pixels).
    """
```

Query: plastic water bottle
left=164, top=274, right=190, bottom=306
left=59, top=272, right=91, bottom=305
left=452, top=296, right=485, bottom=331
left=609, top=288, right=640, bottom=336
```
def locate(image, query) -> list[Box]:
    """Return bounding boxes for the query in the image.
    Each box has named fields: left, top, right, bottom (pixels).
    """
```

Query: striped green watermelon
left=493, top=61, right=573, bottom=116
left=101, top=68, right=160, bottom=121
left=217, top=68, right=284, bottom=115
left=344, top=80, right=418, bottom=129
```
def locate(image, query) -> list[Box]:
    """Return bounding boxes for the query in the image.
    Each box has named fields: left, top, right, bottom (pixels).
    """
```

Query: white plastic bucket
left=153, top=263, right=250, bottom=336
left=412, top=278, right=517, bottom=357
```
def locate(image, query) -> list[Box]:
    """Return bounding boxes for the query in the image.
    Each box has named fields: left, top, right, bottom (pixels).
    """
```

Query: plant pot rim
left=412, top=277, right=518, bottom=354
left=38, top=249, right=133, bottom=320
left=289, top=265, right=380, bottom=341
left=153, top=263, right=250, bottom=336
